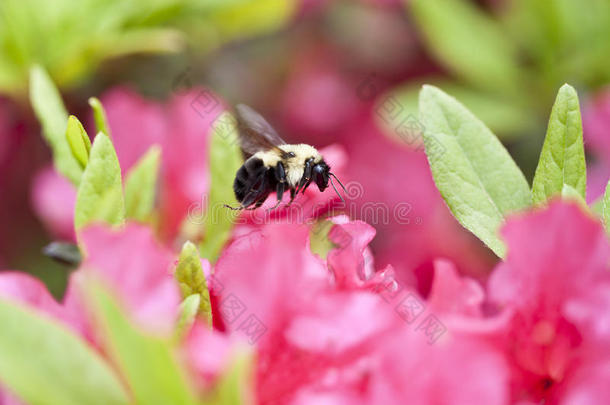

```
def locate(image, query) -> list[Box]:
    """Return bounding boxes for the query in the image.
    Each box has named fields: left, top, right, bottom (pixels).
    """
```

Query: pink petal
left=371, top=330, right=510, bottom=405
left=326, top=216, right=376, bottom=288
left=284, top=291, right=396, bottom=356
left=489, top=202, right=610, bottom=309
left=30, top=166, right=76, bottom=241
left=183, top=321, right=232, bottom=387
left=65, top=223, right=181, bottom=334
left=95, top=87, right=167, bottom=173
left=583, top=87, right=610, bottom=162
left=0, top=271, right=65, bottom=320
left=0, top=388, right=24, bottom=405
left=562, top=361, right=610, bottom=405
left=487, top=201, right=610, bottom=399
left=213, top=223, right=328, bottom=337
left=427, top=259, right=484, bottom=317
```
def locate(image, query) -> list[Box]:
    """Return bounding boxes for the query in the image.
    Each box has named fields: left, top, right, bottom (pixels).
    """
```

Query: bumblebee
left=226, top=104, right=346, bottom=210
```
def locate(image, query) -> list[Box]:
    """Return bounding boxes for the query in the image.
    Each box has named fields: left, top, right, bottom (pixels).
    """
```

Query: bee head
left=312, top=160, right=347, bottom=202
left=312, top=161, right=330, bottom=191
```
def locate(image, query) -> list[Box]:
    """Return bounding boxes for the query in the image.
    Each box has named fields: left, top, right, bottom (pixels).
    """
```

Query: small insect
left=225, top=104, right=347, bottom=210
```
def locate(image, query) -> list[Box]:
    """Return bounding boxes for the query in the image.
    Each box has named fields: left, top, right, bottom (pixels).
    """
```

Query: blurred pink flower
left=183, top=321, right=234, bottom=386
left=281, top=59, right=360, bottom=144
left=583, top=88, right=610, bottom=162
left=99, top=87, right=224, bottom=241
left=0, top=224, right=182, bottom=403
left=0, top=223, right=181, bottom=343
left=0, top=389, right=23, bottom=405
left=0, top=271, right=74, bottom=326
left=30, top=167, right=76, bottom=241
left=488, top=202, right=610, bottom=403
left=65, top=223, right=181, bottom=338
left=427, top=259, right=484, bottom=318
left=562, top=360, right=610, bottom=405
left=369, top=329, right=509, bottom=405
left=583, top=88, right=610, bottom=202
left=32, top=86, right=224, bottom=243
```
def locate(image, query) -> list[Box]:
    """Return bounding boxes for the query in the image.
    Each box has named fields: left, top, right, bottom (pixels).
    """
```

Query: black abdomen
left=233, top=157, right=277, bottom=208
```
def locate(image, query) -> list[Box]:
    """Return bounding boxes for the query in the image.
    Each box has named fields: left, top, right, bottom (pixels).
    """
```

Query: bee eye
left=288, top=152, right=296, bottom=157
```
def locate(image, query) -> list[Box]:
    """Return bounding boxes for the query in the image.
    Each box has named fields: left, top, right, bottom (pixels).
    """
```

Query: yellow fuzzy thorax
left=254, top=144, right=322, bottom=187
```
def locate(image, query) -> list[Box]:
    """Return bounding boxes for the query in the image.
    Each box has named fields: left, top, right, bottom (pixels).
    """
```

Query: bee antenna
left=329, top=172, right=348, bottom=193
left=329, top=172, right=347, bottom=203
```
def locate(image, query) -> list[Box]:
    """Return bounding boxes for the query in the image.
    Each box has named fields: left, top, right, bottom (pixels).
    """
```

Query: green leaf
left=175, top=294, right=201, bottom=340
left=532, top=84, right=586, bottom=204
left=410, top=0, right=522, bottom=93
left=199, top=112, right=243, bottom=262
left=203, top=0, right=296, bottom=43
left=0, top=298, right=129, bottom=405
left=88, top=283, right=199, bottom=405
left=175, top=241, right=212, bottom=327
left=603, top=180, right=610, bottom=236
left=124, top=145, right=161, bottom=222
left=88, top=97, right=111, bottom=137
left=66, top=115, right=92, bottom=169
left=29, top=65, right=83, bottom=185
left=561, top=184, right=587, bottom=209
left=418, top=85, right=532, bottom=257
left=75, top=132, right=125, bottom=231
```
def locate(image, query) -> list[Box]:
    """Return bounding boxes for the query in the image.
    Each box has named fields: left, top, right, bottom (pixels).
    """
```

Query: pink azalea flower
left=369, top=329, right=509, bottom=405
left=280, top=58, right=360, bottom=145
left=583, top=87, right=610, bottom=202
left=583, top=87, right=610, bottom=162
left=196, top=215, right=509, bottom=404
left=562, top=360, right=610, bottom=405
left=64, top=223, right=181, bottom=338
left=488, top=201, right=610, bottom=403
left=0, top=223, right=181, bottom=342
left=32, top=86, right=224, bottom=243
left=326, top=215, right=395, bottom=290
left=427, top=259, right=484, bottom=317
left=0, top=388, right=23, bottom=405
left=0, top=271, right=73, bottom=326
left=183, top=321, right=234, bottom=386
left=30, top=167, right=77, bottom=241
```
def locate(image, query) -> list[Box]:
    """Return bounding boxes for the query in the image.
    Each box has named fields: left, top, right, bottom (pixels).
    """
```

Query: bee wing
left=235, top=104, right=287, bottom=156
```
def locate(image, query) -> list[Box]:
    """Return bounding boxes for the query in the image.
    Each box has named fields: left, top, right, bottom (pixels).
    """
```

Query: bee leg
left=268, top=181, right=285, bottom=211
left=286, top=188, right=297, bottom=207
left=248, top=188, right=271, bottom=210
left=267, top=162, right=287, bottom=211
left=251, top=198, right=266, bottom=209
left=300, top=178, right=313, bottom=194
left=295, top=158, right=314, bottom=194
